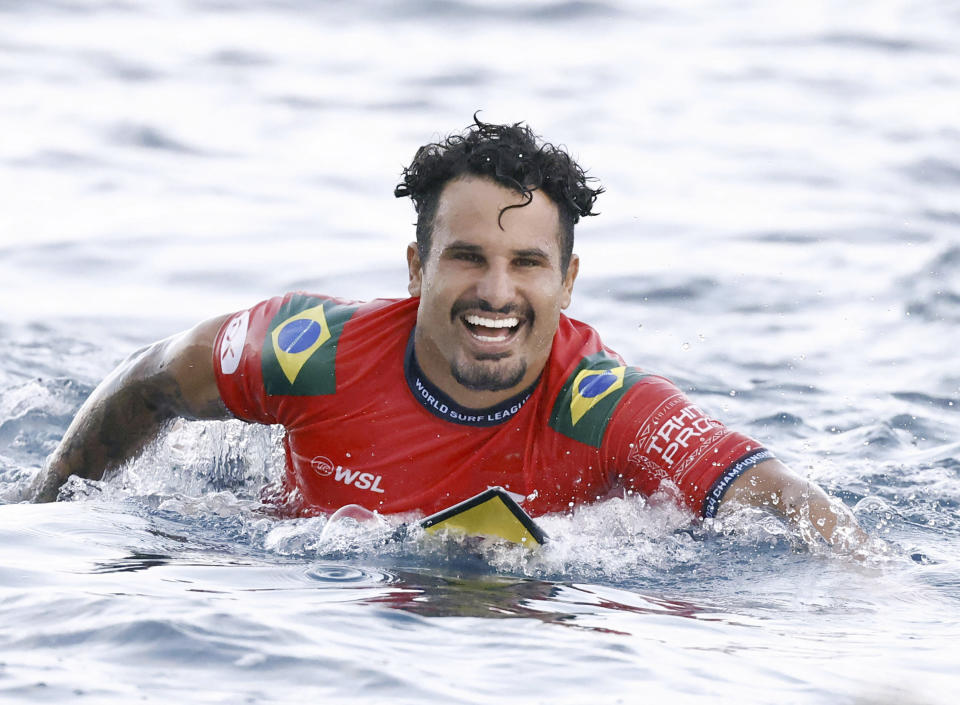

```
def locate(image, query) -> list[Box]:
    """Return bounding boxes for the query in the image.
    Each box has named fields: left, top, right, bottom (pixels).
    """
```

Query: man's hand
left=30, top=315, right=233, bottom=502
left=720, top=458, right=868, bottom=552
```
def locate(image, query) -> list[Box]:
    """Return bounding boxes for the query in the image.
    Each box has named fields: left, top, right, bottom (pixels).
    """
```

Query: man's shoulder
left=265, top=292, right=413, bottom=315
left=237, top=292, right=415, bottom=335
left=219, top=292, right=415, bottom=397
left=550, top=314, right=637, bottom=372
left=545, top=316, right=651, bottom=448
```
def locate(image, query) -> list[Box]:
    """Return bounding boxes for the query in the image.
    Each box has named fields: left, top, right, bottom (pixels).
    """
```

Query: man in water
left=31, top=117, right=864, bottom=549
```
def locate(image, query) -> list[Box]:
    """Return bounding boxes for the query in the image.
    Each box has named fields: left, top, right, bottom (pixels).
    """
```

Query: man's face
left=408, top=175, right=579, bottom=407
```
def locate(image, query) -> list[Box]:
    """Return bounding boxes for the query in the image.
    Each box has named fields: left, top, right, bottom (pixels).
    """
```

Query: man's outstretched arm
left=30, top=315, right=232, bottom=502
left=720, top=458, right=868, bottom=551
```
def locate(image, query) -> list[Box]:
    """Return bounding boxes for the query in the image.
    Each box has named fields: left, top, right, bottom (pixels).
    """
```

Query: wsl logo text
left=310, top=455, right=385, bottom=494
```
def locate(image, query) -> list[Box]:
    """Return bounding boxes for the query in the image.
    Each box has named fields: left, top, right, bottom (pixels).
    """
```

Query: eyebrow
left=512, top=248, right=550, bottom=261
left=442, top=241, right=482, bottom=254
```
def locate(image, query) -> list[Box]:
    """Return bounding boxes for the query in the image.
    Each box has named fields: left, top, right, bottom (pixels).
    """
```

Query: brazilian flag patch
left=262, top=295, right=358, bottom=396
left=549, top=352, right=648, bottom=447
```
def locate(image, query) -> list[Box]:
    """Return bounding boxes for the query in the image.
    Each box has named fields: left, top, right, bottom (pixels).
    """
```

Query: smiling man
left=31, top=117, right=864, bottom=549
left=409, top=176, right=576, bottom=407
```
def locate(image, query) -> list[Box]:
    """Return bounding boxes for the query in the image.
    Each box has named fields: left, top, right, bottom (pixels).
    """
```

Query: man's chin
left=450, top=358, right=527, bottom=393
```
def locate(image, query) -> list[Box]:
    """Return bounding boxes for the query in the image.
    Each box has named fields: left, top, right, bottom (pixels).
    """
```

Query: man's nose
left=475, top=261, right=516, bottom=309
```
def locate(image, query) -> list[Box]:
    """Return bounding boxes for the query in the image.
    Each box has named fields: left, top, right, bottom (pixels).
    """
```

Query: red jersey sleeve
left=604, top=375, right=773, bottom=518
left=212, top=295, right=289, bottom=424
left=213, top=292, right=364, bottom=426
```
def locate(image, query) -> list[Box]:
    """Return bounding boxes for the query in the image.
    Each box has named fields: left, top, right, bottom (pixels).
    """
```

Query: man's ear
left=407, top=242, right=423, bottom=297
left=560, top=253, right=579, bottom=310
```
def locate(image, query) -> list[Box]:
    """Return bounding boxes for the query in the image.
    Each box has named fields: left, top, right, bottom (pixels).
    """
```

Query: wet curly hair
left=394, top=114, right=603, bottom=274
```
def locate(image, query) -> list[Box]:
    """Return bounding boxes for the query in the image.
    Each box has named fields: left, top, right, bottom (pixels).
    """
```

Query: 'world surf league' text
left=413, top=377, right=531, bottom=424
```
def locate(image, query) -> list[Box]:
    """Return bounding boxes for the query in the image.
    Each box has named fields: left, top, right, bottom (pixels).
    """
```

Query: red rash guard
left=213, top=293, right=772, bottom=519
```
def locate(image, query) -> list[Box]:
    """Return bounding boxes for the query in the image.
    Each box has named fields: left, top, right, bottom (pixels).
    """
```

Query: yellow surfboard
left=419, top=487, right=548, bottom=548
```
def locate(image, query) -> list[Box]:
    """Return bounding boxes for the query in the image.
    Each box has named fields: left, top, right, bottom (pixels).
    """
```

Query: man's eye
left=515, top=258, right=541, bottom=267
left=454, top=252, right=483, bottom=263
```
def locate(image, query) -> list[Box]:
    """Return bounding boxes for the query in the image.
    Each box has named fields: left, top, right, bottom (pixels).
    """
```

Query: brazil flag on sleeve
left=549, top=352, right=648, bottom=447
left=262, top=295, right=359, bottom=396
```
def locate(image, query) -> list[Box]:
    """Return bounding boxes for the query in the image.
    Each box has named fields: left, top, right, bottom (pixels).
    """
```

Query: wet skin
left=407, top=176, right=579, bottom=410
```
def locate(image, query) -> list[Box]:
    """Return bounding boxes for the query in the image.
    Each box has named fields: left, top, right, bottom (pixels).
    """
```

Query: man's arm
left=30, top=314, right=233, bottom=502
left=720, top=458, right=867, bottom=551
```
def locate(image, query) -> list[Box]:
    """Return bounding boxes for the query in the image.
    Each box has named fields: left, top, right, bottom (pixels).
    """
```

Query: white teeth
left=464, top=315, right=519, bottom=329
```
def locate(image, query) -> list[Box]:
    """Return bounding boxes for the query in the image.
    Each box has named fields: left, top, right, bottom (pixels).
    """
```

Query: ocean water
left=1, top=1, right=959, bottom=703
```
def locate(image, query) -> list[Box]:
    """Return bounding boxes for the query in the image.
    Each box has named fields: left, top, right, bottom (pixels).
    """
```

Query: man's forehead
left=432, top=178, right=562, bottom=247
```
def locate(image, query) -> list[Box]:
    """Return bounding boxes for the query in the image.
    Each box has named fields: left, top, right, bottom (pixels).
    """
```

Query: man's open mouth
left=461, top=314, right=523, bottom=342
